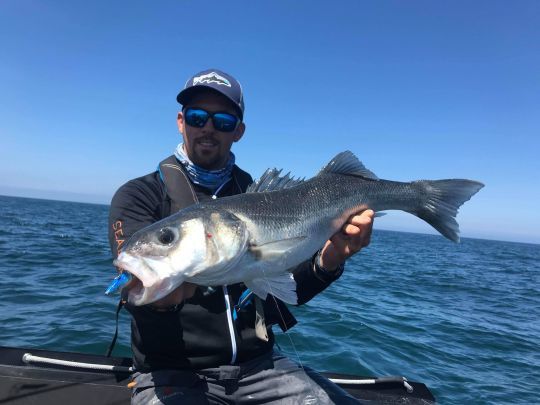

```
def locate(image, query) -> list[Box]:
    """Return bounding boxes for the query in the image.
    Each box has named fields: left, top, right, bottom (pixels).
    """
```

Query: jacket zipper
left=164, top=163, right=241, bottom=365
left=222, top=285, right=238, bottom=364
left=189, top=174, right=239, bottom=364
left=215, top=177, right=238, bottom=364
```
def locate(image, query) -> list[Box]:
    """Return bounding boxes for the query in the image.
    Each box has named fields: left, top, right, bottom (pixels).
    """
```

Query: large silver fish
left=111, top=151, right=484, bottom=306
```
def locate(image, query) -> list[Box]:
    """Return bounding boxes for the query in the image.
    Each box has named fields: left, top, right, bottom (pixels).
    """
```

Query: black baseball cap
left=176, top=69, right=245, bottom=120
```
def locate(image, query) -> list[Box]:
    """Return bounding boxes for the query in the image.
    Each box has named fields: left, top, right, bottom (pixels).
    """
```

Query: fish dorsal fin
left=247, top=169, right=304, bottom=193
left=319, top=151, right=379, bottom=180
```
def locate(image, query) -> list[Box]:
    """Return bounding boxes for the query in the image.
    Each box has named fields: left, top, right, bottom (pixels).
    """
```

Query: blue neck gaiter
left=174, top=143, right=235, bottom=191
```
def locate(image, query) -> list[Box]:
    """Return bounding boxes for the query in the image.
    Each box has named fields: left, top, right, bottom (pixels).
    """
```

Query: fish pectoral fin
left=245, top=273, right=297, bottom=305
left=248, top=236, right=307, bottom=260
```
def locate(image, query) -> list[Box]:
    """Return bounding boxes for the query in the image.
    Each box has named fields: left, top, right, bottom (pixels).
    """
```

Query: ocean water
left=0, top=194, right=539, bottom=404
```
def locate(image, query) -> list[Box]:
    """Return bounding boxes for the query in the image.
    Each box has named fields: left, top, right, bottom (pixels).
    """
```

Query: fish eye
left=157, top=228, right=176, bottom=245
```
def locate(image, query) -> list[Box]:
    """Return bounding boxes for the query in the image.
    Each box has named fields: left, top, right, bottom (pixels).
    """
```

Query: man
left=109, top=69, right=374, bottom=404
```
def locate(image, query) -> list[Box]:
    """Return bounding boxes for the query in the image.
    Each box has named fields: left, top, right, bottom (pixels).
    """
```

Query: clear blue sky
left=1, top=1, right=539, bottom=244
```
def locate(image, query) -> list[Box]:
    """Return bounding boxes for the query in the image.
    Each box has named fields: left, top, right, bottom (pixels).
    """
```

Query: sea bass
left=110, top=151, right=483, bottom=306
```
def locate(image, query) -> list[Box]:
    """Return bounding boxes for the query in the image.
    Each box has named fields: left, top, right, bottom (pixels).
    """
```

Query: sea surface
left=0, top=195, right=539, bottom=404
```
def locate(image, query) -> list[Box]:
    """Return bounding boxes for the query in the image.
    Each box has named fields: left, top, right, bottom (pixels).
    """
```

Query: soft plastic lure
left=105, top=272, right=132, bottom=295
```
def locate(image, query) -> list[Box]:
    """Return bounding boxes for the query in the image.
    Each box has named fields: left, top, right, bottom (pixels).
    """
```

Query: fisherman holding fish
left=108, top=67, right=485, bottom=403
left=108, top=69, right=374, bottom=404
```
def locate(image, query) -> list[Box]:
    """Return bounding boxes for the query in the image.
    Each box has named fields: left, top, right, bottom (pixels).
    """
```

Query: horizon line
left=1, top=192, right=538, bottom=246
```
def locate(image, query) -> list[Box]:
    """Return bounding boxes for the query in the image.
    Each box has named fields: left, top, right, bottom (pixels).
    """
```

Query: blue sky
left=1, top=1, right=539, bottom=244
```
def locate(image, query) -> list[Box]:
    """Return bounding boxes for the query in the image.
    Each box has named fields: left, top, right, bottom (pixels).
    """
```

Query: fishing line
left=259, top=272, right=325, bottom=401
left=269, top=294, right=305, bottom=368
left=259, top=269, right=306, bottom=371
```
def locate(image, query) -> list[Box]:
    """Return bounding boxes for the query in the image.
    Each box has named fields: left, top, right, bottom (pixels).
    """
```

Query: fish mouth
left=113, top=253, right=156, bottom=288
left=113, top=252, right=181, bottom=306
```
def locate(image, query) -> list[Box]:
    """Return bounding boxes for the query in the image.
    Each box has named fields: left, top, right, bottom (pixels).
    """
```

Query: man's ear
left=177, top=111, right=184, bottom=133
left=234, top=122, right=245, bottom=142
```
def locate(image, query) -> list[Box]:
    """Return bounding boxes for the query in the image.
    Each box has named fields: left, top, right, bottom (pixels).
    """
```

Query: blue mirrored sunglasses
left=184, top=108, right=240, bottom=133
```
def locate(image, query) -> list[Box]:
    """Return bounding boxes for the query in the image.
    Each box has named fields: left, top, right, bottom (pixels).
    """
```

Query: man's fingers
left=341, top=225, right=372, bottom=247
left=330, top=232, right=364, bottom=259
left=342, top=223, right=362, bottom=236
left=319, top=209, right=375, bottom=270
left=329, top=233, right=350, bottom=257
left=342, top=209, right=374, bottom=246
left=338, top=230, right=369, bottom=251
left=346, top=210, right=375, bottom=228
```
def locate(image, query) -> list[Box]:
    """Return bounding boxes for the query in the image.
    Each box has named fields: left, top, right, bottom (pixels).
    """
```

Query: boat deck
left=0, top=346, right=435, bottom=404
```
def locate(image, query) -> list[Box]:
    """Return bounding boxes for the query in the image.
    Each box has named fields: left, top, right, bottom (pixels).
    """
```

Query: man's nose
left=200, top=117, right=214, bottom=133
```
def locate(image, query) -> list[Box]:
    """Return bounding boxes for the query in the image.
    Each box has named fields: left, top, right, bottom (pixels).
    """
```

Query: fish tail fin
left=411, top=179, right=484, bottom=242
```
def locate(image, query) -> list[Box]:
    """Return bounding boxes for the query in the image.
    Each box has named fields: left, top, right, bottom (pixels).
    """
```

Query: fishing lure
left=105, top=272, right=132, bottom=295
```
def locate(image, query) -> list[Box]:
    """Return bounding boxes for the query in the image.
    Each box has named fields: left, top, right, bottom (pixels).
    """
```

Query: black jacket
left=108, top=157, right=343, bottom=371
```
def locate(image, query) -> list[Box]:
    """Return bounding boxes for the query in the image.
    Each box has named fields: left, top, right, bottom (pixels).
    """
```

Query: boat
left=0, top=345, right=435, bottom=404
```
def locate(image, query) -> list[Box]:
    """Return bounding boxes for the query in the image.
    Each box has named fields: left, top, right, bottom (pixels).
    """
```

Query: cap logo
left=192, top=72, right=231, bottom=87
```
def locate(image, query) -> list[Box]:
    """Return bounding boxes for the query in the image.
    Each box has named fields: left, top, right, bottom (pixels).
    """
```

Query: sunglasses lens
left=184, top=108, right=239, bottom=132
left=185, top=109, right=209, bottom=128
left=212, top=113, right=239, bottom=132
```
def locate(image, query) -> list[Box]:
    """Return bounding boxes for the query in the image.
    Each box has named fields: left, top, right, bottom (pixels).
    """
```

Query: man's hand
left=318, top=209, right=375, bottom=271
